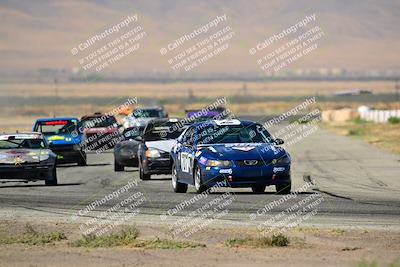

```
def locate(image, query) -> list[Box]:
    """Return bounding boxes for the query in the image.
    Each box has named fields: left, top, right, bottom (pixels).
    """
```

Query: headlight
left=272, top=155, right=290, bottom=165
left=145, top=148, right=161, bottom=158
left=39, top=151, right=50, bottom=161
left=207, top=160, right=232, bottom=167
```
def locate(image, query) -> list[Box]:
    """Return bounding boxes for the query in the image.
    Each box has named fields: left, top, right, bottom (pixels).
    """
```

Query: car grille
left=160, top=151, right=170, bottom=158
left=235, top=160, right=266, bottom=167
left=0, top=161, right=40, bottom=166
left=49, top=144, right=74, bottom=151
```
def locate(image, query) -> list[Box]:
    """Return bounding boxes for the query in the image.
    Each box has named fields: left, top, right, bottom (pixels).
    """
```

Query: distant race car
left=137, top=118, right=186, bottom=180
left=0, top=133, right=58, bottom=185
left=80, top=113, right=121, bottom=151
left=185, top=106, right=229, bottom=122
left=113, top=126, right=145, bottom=171
left=33, top=117, right=86, bottom=165
left=123, top=107, right=168, bottom=130
left=170, top=119, right=291, bottom=194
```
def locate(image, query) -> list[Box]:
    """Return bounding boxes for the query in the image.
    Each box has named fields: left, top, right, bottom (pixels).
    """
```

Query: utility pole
left=396, top=78, right=399, bottom=102
left=54, top=77, right=58, bottom=117
left=188, top=88, right=195, bottom=101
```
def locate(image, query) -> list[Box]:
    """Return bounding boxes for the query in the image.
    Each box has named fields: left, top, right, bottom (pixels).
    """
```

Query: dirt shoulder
left=320, top=120, right=400, bottom=154
left=0, top=220, right=399, bottom=267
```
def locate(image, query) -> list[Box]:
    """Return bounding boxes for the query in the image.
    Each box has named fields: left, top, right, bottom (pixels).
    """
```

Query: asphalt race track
left=0, top=122, right=399, bottom=231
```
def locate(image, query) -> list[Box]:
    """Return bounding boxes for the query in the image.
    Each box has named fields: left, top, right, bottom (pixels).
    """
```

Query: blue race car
left=170, top=119, right=291, bottom=194
left=33, top=118, right=87, bottom=166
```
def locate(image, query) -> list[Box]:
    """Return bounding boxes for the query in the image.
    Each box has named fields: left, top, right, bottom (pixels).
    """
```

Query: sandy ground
left=0, top=220, right=399, bottom=267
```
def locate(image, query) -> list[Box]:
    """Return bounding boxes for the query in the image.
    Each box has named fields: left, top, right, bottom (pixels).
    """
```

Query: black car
left=137, top=119, right=186, bottom=180
left=0, top=133, right=58, bottom=185
left=123, top=106, right=168, bottom=129
left=113, top=126, right=144, bottom=171
left=81, top=113, right=121, bottom=151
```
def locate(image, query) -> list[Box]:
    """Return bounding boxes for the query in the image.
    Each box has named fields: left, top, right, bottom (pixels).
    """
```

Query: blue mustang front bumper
left=200, top=163, right=291, bottom=187
left=50, top=145, right=83, bottom=164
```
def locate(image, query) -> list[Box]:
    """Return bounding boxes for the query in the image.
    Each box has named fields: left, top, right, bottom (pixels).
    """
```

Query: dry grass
left=0, top=81, right=396, bottom=98
left=321, top=120, right=400, bottom=154
left=71, top=225, right=205, bottom=249
left=225, top=233, right=290, bottom=248
left=0, top=223, right=66, bottom=246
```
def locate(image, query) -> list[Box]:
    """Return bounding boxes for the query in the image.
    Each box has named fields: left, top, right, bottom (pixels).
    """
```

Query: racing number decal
left=180, top=152, right=191, bottom=173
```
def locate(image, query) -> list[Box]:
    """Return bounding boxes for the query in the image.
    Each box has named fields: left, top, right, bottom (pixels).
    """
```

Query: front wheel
left=276, top=182, right=291, bottom=194
left=172, top=162, right=187, bottom=193
left=139, top=160, right=151, bottom=180
left=45, top=167, right=58, bottom=186
left=78, top=151, right=87, bottom=166
left=114, top=159, right=124, bottom=172
left=194, top=165, right=207, bottom=194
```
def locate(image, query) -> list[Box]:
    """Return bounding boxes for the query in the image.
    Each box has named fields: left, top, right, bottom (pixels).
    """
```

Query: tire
left=139, top=160, right=151, bottom=180
left=114, top=159, right=124, bottom=172
left=276, top=182, right=291, bottom=194
left=194, top=165, right=207, bottom=194
left=45, top=167, right=58, bottom=186
left=78, top=151, right=87, bottom=166
left=251, top=185, right=266, bottom=194
left=172, top=162, right=187, bottom=193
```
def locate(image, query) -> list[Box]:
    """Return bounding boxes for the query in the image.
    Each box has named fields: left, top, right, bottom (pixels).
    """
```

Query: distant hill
left=0, top=0, right=399, bottom=76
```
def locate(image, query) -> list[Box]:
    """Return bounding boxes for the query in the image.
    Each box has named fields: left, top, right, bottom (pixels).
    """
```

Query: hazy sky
left=0, top=0, right=399, bottom=75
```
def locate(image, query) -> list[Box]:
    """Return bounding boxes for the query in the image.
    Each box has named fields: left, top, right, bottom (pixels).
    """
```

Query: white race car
left=0, top=133, right=58, bottom=185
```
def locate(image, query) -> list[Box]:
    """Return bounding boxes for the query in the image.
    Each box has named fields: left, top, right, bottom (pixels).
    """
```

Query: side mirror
left=185, top=141, right=194, bottom=148
left=134, top=136, right=143, bottom=142
left=274, top=138, right=284, bottom=145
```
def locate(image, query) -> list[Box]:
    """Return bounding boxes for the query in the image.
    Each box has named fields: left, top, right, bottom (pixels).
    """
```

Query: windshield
left=144, top=122, right=185, bottom=141
left=196, top=124, right=272, bottom=145
left=123, top=126, right=144, bottom=140
left=81, top=116, right=117, bottom=128
left=133, top=109, right=163, bottom=118
left=0, top=139, right=47, bottom=149
left=35, top=120, right=78, bottom=135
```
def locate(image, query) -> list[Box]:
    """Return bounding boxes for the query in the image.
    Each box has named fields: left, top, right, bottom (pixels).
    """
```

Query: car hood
left=123, top=117, right=153, bottom=128
left=197, top=143, right=287, bottom=160
left=0, top=149, right=51, bottom=164
left=44, top=133, right=82, bottom=146
left=146, top=140, right=176, bottom=153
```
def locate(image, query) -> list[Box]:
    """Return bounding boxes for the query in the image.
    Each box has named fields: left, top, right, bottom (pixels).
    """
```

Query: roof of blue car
left=35, top=117, right=78, bottom=122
